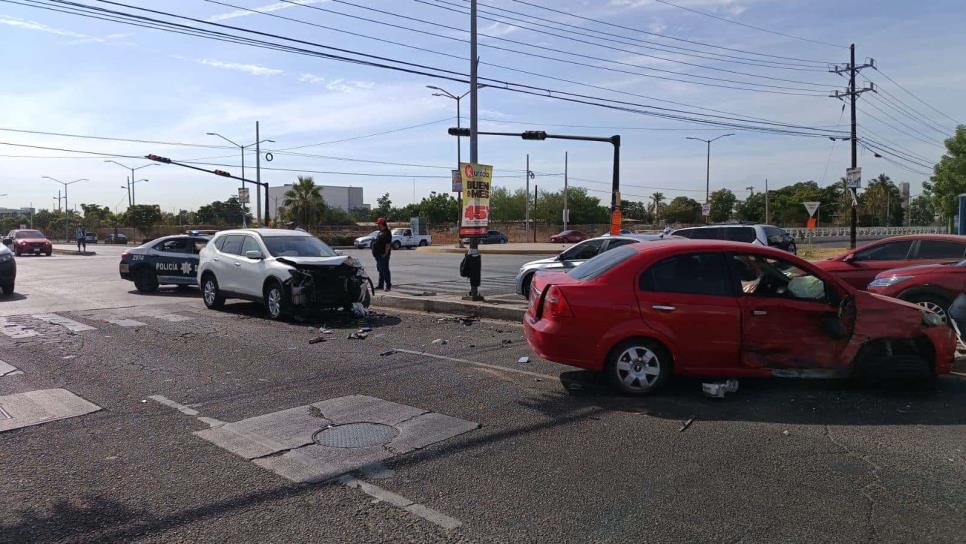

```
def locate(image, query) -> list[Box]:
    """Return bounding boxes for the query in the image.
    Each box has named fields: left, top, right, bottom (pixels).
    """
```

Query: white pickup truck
left=391, top=228, right=431, bottom=249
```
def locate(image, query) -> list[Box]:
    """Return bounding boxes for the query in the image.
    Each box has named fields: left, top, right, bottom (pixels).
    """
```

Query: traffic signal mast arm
left=144, top=154, right=269, bottom=192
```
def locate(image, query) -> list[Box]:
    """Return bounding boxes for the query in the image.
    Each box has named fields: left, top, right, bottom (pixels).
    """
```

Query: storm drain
left=313, top=422, right=398, bottom=448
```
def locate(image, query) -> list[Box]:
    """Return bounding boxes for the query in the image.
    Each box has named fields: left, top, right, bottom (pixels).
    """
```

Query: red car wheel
left=606, top=339, right=671, bottom=396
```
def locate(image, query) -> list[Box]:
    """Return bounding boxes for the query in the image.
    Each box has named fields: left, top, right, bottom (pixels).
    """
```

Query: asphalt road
left=2, top=250, right=965, bottom=543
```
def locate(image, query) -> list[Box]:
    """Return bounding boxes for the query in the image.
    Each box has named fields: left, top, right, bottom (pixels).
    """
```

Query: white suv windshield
left=263, top=236, right=336, bottom=257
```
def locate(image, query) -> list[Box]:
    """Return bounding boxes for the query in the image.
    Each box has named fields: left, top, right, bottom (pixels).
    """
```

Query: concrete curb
left=51, top=248, right=97, bottom=256
left=416, top=245, right=567, bottom=255
left=371, top=294, right=524, bottom=322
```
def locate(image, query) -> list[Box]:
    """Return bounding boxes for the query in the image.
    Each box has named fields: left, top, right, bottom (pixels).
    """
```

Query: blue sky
left=1, top=0, right=963, bottom=216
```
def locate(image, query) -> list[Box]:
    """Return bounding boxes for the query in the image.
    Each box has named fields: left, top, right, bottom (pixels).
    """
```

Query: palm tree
left=649, top=192, right=666, bottom=223
left=283, top=176, right=325, bottom=227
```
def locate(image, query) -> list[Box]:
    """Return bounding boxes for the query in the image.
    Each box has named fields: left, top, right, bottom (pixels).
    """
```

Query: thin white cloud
left=206, top=0, right=327, bottom=22
left=299, top=73, right=325, bottom=84
left=199, top=58, right=283, bottom=76
left=481, top=21, right=517, bottom=37
left=325, top=78, right=375, bottom=92
left=0, top=14, right=100, bottom=41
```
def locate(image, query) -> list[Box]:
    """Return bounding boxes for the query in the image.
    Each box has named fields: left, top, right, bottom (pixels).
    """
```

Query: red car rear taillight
left=120, top=251, right=129, bottom=261
left=543, top=285, right=574, bottom=318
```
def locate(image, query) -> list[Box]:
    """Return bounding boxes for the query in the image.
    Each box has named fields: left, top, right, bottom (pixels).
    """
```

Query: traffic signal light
left=145, top=154, right=171, bottom=163
left=448, top=127, right=470, bottom=137
left=521, top=131, right=547, bottom=140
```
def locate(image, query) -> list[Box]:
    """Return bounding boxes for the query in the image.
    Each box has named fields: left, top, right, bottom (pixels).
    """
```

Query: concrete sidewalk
left=417, top=243, right=569, bottom=255
left=371, top=291, right=525, bottom=322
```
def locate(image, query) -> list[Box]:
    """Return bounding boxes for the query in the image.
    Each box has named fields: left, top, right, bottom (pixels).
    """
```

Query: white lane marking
left=0, top=317, right=38, bottom=339
left=154, top=314, right=192, bottom=322
left=338, top=475, right=462, bottom=530
left=0, top=360, right=22, bottom=377
left=393, top=348, right=557, bottom=380
left=106, top=318, right=147, bottom=327
left=31, top=313, right=96, bottom=332
left=148, top=395, right=199, bottom=416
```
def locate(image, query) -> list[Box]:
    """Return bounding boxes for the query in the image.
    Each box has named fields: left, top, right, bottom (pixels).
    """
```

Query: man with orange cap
left=372, top=217, right=392, bottom=291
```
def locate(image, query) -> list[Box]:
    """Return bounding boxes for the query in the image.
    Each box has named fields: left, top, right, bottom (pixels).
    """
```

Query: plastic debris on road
left=319, top=326, right=333, bottom=334
left=309, top=336, right=326, bottom=344
left=379, top=350, right=395, bottom=357
left=702, top=379, right=739, bottom=398
left=350, top=302, right=367, bottom=318
left=517, top=356, right=529, bottom=364
left=679, top=417, right=695, bottom=432
left=431, top=338, right=448, bottom=345
left=359, top=327, right=373, bottom=333
left=347, top=331, right=368, bottom=340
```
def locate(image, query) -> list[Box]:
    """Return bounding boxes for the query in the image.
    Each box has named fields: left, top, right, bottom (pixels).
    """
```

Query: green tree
left=649, top=192, right=666, bottom=223
left=664, top=196, right=702, bottom=224
left=80, top=203, right=110, bottom=230
left=489, top=186, right=526, bottom=222
left=124, top=204, right=162, bottom=236
left=621, top=200, right=650, bottom=223
left=708, top=189, right=736, bottom=222
left=736, top=192, right=765, bottom=223
left=908, top=195, right=936, bottom=226
left=923, top=126, right=966, bottom=220
left=283, top=176, right=325, bottom=227
left=417, top=191, right=460, bottom=225
left=860, top=174, right=903, bottom=226
left=372, top=192, right=393, bottom=220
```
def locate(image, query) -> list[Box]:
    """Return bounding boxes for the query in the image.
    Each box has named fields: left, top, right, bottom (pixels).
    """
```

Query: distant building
left=267, top=184, right=364, bottom=220
left=0, top=207, right=35, bottom=217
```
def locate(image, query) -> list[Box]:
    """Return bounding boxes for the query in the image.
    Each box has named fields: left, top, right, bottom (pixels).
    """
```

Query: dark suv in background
left=672, top=224, right=797, bottom=254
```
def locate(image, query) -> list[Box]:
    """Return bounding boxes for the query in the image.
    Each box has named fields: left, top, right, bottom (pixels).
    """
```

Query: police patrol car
left=119, top=234, right=211, bottom=292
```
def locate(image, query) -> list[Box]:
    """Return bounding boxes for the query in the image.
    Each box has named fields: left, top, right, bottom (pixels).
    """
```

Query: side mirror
left=843, top=253, right=855, bottom=263
left=245, top=250, right=263, bottom=260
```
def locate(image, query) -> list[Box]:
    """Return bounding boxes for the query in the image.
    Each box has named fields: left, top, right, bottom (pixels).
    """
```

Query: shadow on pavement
left=0, top=292, right=27, bottom=302
left=536, top=369, right=966, bottom=427
left=126, top=287, right=200, bottom=299
left=217, top=301, right=402, bottom=330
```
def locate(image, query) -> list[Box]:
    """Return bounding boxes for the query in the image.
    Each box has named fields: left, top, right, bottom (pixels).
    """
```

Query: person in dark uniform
left=372, top=217, right=392, bottom=291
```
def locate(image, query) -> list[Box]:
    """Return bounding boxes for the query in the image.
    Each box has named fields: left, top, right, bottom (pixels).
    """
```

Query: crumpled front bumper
left=287, top=264, right=372, bottom=309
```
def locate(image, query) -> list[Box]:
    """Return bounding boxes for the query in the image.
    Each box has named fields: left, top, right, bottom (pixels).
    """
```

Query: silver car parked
left=514, top=233, right=671, bottom=297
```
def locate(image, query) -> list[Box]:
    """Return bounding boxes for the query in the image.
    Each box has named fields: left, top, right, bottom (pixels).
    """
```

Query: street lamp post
left=130, top=178, right=149, bottom=205
left=428, top=85, right=472, bottom=248
left=686, top=134, right=734, bottom=214
left=42, top=176, right=87, bottom=242
left=206, top=132, right=275, bottom=226
left=105, top=160, right=157, bottom=207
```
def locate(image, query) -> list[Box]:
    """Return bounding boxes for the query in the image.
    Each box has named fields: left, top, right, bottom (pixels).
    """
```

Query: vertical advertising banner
left=459, top=162, right=493, bottom=237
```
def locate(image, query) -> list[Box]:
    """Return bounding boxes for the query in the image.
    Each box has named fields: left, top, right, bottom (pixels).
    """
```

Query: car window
left=764, top=227, right=787, bottom=246
left=220, top=235, right=246, bottom=255
left=854, top=240, right=913, bottom=261
left=155, top=238, right=190, bottom=253
left=732, top=254, right=827, bottom=302
left=263, top=236, right=336, bottom=258
left=14, top=230, right=45, bottom=239
left=674, top=227, right=721, bottom=240
left=213, top=236, right=228, bottom=251
left=570, top=245, right=637, bottom=281
left=641, top=252, right=732, bottom=296
left=560, top=239, right=605, bottom=260
left=604, top=238, right=637, bottom=251
left=722, top=227, right=757, bottom=243
left=240, top=236, right=261, bottom=256
left=915, top=240, right=966, bottom=260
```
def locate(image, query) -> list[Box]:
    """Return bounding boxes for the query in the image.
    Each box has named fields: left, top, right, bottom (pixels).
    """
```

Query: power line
left=414, top=0, right=837, bottom=82
left=275, top=117, right=455, bottom=150
left=859, top=80, right=952, bottom=137
left=508, top=0, right=839, bottom=63
left=277, top=0, right=833, bottom=95
left=649, top=0, right=846, bottom=48
left=15, top=0, right=845, bottom=138
left=872, top=66, right=963, bottom=126
left=425, top=0, right=829, bottom=71
left=859, top=101, right=945, bottom=147
left=858, top=141, right=932, bottom=177
left=0, top=127, right=237, bottom=149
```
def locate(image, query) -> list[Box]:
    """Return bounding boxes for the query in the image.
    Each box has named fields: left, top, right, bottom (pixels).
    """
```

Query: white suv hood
left=276, top=255, right=352, bottom=267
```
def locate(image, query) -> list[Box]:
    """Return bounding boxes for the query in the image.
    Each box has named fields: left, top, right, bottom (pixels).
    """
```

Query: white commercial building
left=267, top=184, right=365, bottom=220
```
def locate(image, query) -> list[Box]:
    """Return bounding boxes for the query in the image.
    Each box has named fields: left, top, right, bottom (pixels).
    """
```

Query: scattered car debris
left=701, top=379, right=739, bottom=398
left=502, top=339, right=513, bottom=345
left=679, top=417, right=695, bottom=432
left=347, top=331, right=368, bottom=340
left=431, top=338, right=448, bottom=345
left=359, top=326, right=372, bottom=333
left=319, top=326, right=333, bottom=334
left=379, top=350, right=396, bottom=357
left=415, top=291, right=437, bottom=297
left=350, top=302, right=367, bottom=318
left=517, top=356, right=530, bottom=364
left=309, top=336, right=326, bottom=344
left=782, top=430, right=790, bottom=436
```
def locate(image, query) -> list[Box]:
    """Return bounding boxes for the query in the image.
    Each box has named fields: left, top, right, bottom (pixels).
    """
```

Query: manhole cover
left=313, top=422, right=398, bottom=448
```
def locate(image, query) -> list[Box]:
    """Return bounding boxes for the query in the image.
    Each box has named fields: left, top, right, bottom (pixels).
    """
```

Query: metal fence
left=784, top=226, right=948, bottom=240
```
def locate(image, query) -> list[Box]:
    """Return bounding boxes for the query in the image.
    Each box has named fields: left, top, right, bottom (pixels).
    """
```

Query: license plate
left=119, top=264, right=129, bottom=273
left=33, top=248, right=40, bottom=254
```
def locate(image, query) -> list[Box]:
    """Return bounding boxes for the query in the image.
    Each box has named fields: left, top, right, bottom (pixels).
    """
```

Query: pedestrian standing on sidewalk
left=372, top=217, right=392, bottom=291
left=75, top=226, right=86, bottom=252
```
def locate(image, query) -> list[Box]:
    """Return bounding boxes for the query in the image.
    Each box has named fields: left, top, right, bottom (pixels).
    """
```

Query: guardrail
left=784, top=226, right=947, bottom=240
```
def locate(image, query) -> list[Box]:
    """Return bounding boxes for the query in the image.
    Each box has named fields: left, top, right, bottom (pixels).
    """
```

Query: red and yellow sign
left=459, top=162, right=493, bottom=237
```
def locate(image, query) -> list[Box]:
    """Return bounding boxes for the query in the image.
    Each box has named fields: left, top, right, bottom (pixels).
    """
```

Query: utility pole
left=533, top=184, right=538, bottom=242
left=105, top=160, right=156, bottom=207
left=563, top=151, right=569, bottom=231
left=206, top=131, right=275, bottom=227
left=525, top=154, right=530, bottom=240
left=765, top=178, right=769, bottom=224
left=256, top=121, right=264, bottom=226
left=831, top=44, right=875, bottom=249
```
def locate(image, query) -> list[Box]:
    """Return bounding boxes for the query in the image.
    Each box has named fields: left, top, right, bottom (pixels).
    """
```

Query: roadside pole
left=563, top=151, right=569, bottom=231
left=467, top=0, right=482, bottom=300
left=525, top=154, right=530, bottom=241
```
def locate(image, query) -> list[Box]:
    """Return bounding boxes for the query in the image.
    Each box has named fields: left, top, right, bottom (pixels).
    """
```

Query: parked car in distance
left=354, top=230, right=379, bottom=249
left=524, top=240, right=955, bottom=396
left=515, top=234, right=671, bottom=297
left=120, top=234, right=211, bottom=292
left=197, top=229, right=371, bottom=320
left=83, top=232, right=97, bottom=244
left=813, top=235, right=966, bottom=290
left=0, top=244, right=15, bottom=295
left=462, top=230, right=508, bottom=245
left=672, top=224, right=797, bottom=254
left=549, top=230, right=588, bottom=243
left=867, top=260, right=966, bottom=321
left=105, top=233, right=128, bottom=244
left=3, top=229, right=52, bottom=256
left=391, top=228, right=431, bottom=249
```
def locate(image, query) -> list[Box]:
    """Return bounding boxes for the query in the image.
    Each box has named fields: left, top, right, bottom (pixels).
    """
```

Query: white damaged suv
left=197, top=229, right=371, bottom=319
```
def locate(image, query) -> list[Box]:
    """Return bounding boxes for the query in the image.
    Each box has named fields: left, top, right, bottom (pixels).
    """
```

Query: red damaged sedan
left=524, top=240, right=955, bottom=395
left=3, top=229, right=53, bottom=256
